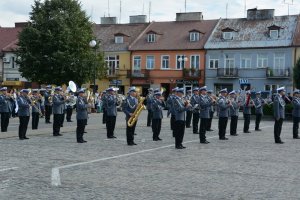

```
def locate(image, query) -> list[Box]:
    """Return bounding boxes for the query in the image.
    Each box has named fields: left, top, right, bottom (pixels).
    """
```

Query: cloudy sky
left=0, top=0, right=299, bottom=27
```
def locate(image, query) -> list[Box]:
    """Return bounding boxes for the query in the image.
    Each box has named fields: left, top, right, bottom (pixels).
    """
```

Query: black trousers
left=243, top=114, right=251, bottom=132
left=102, top=108, right=107, bottom=124
left=274, top=118, right=283, bottom=142
left=106, top=116, right=116, bottom=138
left=126, top=120, right=137, bottom=144
left=218, top=117, right=228, bottom=139
left=66, top=107, right=73, bottom=121
left=186, top=111, right=192, bottom=127
left=171, top=115, right=175, bottom=136
left=152, top=118, right=162, bottom=139
left=293, top=117, right=300, bottom=138
left=192, top=112, right=200, bottom=133
left=199, top=118, right=208, bottom=142
left=32, top=112, right=39, bottom=129
left=230, top=116, right=238, bottom=135
left=147, top=110, right=153, bottom=126
left=174, top=120, right=185, bottom=147
left=255, top=114, right=262, bottom=130
left=77, top=119, right=87, bottom=142
left=45, top=105, right=52, bottom=122
left=61, top=112, right=65, bottom=127
left=53, top=114, right=63, bottom=135
left=1, top=112, right=9, bottom=132
left=19, top=116, right=29, bottom=139
left=206, top=111, right=214, bottom=130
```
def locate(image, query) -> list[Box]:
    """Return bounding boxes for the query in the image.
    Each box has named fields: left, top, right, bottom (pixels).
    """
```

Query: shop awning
left=2, top=81, right=23, bottom=86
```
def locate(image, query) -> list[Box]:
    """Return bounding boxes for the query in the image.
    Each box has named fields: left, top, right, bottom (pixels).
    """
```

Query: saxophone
left=127, top=96, right=146, bottom=127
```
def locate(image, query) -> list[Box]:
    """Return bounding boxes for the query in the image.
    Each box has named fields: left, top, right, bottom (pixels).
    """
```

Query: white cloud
left=0, top=0, right=299, bottom=27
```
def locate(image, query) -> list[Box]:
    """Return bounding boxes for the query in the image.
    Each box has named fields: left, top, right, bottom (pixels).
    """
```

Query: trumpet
left=28, top=96, right=43, bottom=116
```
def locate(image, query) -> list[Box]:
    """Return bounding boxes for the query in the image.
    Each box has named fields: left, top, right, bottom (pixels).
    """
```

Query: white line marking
left=0, top=167, right=18, bottom=172
left=51, top=125, right=273, bottom=186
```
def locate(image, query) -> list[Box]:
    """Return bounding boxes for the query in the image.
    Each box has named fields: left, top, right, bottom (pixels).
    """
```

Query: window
left=161, top=55, right=170, bottom=69
left=105, top=55, right=120, bottom=76
left=115, top=36, right=124, bottom=44
left=274, top=53, right=285, bottom=69
left=223, top=32, right=233, bottom=40
left=176, top=55, right=187, bottom=70
left=265, top=84, right=278, bottom=91
left=224, top=54, right=235, bottom=68
left=257, top=54, right=268, bottom=68
left=209, top=55, right=219, bottom=69
left=147, top=34, right=156, bottom=43
left=133, top=56, right=141, bottom=72
left=11, top=57, right=15, bottom=68
left=270, top=30, right=279, bottom=39
left=190, top=32, right=200, bottom=42
left=240, top=55, right=251, bottom=68
left=190, top=55, right=200, bottom=69
left=146, top=56, right=155, bottom=69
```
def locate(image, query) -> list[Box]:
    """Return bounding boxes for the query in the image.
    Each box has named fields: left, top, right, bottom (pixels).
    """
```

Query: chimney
left=247, top=8, right=274, bottom=20
left=176, top=12, right=203, bottom=21
left=101, top=17, right=117, bottom=24
left=129, top=15, right=147, bottom=23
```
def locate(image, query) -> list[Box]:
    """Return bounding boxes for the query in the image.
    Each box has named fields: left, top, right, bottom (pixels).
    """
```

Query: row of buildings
left=1, top=9, right=300, bottom=97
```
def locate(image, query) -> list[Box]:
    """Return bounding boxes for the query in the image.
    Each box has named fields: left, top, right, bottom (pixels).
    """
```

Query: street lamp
left=178, top=56, right=188, bottom=69
left=89, top=40, right=97, bottom=93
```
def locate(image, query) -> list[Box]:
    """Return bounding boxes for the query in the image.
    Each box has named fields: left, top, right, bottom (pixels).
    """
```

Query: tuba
left=127, top=96, right=146, bottom=127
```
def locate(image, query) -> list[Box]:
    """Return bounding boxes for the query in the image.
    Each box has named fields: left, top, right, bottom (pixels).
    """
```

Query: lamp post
left=177, top=56, right=188, bottom=69
left=89, top=40, right=97, bottom=93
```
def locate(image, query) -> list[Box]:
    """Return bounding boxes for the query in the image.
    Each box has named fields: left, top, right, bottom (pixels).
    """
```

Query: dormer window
left=190, top=32, right=200, bottom=42
left=270, top=30, right=279, bottom=38
left=147, top=33, right=156, bottom=43
left=115, top=36, right=124, bottom=44
left=223, top=32, right=233, bottom=40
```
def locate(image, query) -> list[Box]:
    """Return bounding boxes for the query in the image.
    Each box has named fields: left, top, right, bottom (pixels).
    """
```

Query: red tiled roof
left=129, top=20, right=219, bottom=51
left=0, top=27, right=22, bottom=52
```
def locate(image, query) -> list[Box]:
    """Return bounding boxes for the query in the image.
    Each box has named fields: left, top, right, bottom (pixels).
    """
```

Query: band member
left=292, top=89, right=300, bottom=139
left=185, top=90, right=192, bottom=128
left=52, top=87, right=64, bottom=136
left=39, top=88, right=46, bottom=117
left=146, top=88, right=154, bottom=127
left=243, top=91, right=253, bottom=133
left=0, top=87, right=11, bottom=132
left=44, top=85, right=53, bottom=123
left=218, top=88, right=230, bottom=140
left=31, top=89, right=41, bottom=130
left=273, top=87, right=286, bottom=144
left=166, top=87, right=178, bottom=136
left=206, top=90, right=215, bottom=131
left=66, top=92, right=74, bottom=122
left=198, top=86, right=212, bottom=144
left=173, top=88, right=191, bottom=149
left=254, top=91, right=265, bottom=131
left=106, top=87, right=118, bottom=139
left=190, top=88, right=200, bottom=134
left=123, top=87, right=138, bottom=146
left=101, top=90, right=107, bottom=124
left=151, top=91, right=164, bottom=141
left=76, top=89, right=88, bottom=143
left=229, top=91, right=240, bottom=136
left=17, top=89, right=30, bottom=140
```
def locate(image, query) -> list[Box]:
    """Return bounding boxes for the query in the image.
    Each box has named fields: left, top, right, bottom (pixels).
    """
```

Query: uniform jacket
left=151, top=98, right=164, bottom=119
left=123, top=96, right=138, bottom=120
left=292, top=97, right=300, bottom=117
left=146, top=93, right=153, bottom=110
left=44, top=91, right=52, bottom=106
left=273, top=94, right=285, bottom=119
left=17, top=95, right=30, bottom=116
left=173, top=96, right=189, bottom=121
left=31, top=97, right=41, bottom=113
left=52, top=94, right=65, bottom=114
left=243, top=96, right=252, bottom=115
left=106, top=94, right=117, bottom=117
left=101, top=95, right=107, bottom=110
left=199, top=95, right=211, bottom=119
left=166, top=94, right=176, bottom=115
left=254, top=97, right=265, bottom=115
left=229, top=97, right=240, bottom=117
left=76, top=96, right=88, bottom=120
left=0, top=94, right=11, bottom=113
left=190, top=94, right=200, bottom=114
left=218, top=96, right=229, bottom=118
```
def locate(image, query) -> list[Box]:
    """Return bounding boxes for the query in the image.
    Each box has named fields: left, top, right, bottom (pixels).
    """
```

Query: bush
left=251, top=103, right=293, bottom=116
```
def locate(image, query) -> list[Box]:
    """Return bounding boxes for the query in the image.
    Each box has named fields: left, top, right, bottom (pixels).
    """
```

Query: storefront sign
left=176, top=80, right=199, bottom=85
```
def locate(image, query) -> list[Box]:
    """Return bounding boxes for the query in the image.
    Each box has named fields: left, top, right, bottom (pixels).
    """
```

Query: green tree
left=17, top=0, right=106, bottom=86
left=294, top=57, right=300, bottom=89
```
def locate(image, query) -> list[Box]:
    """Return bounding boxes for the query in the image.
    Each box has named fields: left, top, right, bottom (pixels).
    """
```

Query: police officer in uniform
left=76, top=89, right=88, bottom=143
left=0, top=87, right=11, bottom=132
left=198, top=86, right=212, bottom=144
left=44, top=85, right=52, bottom=123
left=151, top=91, right=164, bottom=141
left=146, top=88, right=154, bottom=127
left=273, top=87, right=286, bottom=144
left=254, top=91, right=265, bottom=131
left=101, top=90, right=107, bottom=124
left=166, top=87, right=178, bottom=136
left=243, top=91, right=253, bottom=133
left=229, top=91, right=240, bottom=136
left=190, top=87, right=200, bottom=134
left=17, top=89, right=30, bottom=140
left=292, top=90, right=300, bottom=139
left=173, top=88, right=192, bottom=149
left=123, top=87, right=138, bottom=146
left=66, top=92, right=74, bottom=122
left=184, top=90, right=192, bottom=128
left=218, top=88, right=231, bottom=140
left=106, top=87, right=118, bottom=139
left=52, top=87, right=65, bottom=136
left=206, top=90, right=215, bottom=131
left=31, top=89, right=41, bottom=130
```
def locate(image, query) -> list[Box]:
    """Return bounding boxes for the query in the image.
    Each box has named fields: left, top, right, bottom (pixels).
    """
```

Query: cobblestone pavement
left=0, top=111, right=299, bottom=200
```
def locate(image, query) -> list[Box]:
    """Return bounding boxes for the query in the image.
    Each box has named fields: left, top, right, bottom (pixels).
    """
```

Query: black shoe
left=293, top=136, right=300, bottom=139
left=244, top=131, right=251, bottom=133
left=230, top=134, right=238, bottom=136
left=128, top=143, right=134, bottom=146
left=107, top=136, right=116, bottom=139
left=57, top=134, right=63, bottom=136
left=82, top=140, right=87, bottom=143
left=181, top=145, right=186, bottom=149
left=200, top=140, right=210, bottom=144
left=132, top=142, right=137, bottom=145
left=77, top=141, right=84, bottom=143
left=134, top=133, right=137, bottom=135
left=23, top=137, right=29, bottom=139
left=275, top=141, right=284, bottom=144
left=1, top=130, right=7, bottom=132
left=153, top=138, right=158, bottom=141
left=175, top=146, right=184, bottom=149
left=157, top=137, right=162, bottom=141
left=19, top=138, right=24, bottom=140
left=147, top=125, right=151, bottom=127
left=84, top=131, right=87, bottom=133
left=60, top=125, right=63, bottom=127
left=46, top=121, right=52, bottom=124
left=220, top=137, right=229, bottom=140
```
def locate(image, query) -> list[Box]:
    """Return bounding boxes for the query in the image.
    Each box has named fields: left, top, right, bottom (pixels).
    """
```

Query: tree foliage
left=17, top=0, right=106, bottom=86
left=294, top=57, right=300, bottom=89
